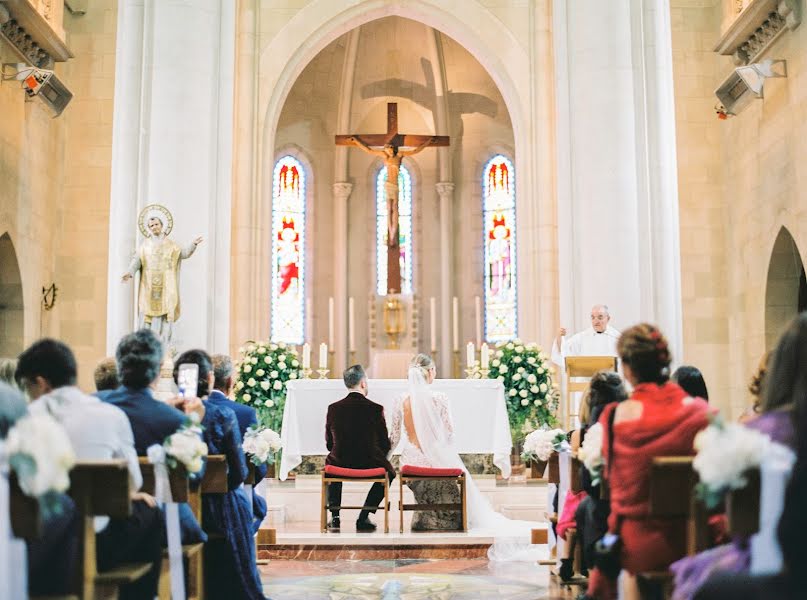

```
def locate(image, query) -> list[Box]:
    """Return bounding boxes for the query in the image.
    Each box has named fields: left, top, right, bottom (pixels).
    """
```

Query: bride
left=390, top=353, right=541, bottom=560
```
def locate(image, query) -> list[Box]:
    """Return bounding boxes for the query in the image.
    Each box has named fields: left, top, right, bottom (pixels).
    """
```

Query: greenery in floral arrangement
left=233, top=341, right=301, bottom=433
left=485, top=339, right=560, bottom=442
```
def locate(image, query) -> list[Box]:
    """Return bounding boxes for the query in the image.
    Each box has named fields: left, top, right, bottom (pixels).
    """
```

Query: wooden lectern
left=564, top=356, right=618, bottom=429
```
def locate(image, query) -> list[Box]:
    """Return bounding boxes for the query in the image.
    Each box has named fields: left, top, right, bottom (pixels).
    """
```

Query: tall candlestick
left=328, top=297, right=334, bottom=349
left=348, top=297, right=355, bottom=353
left=452, top=297, right=459, bottom=351
left=302, top=343, right=311, bottom=370
left=474, top=296, right=482, bottom=347
left=481, top=343, right=489, bottom=370
left=466, top=342, right=475, bottom=368
left=319, top=343, right=328, bottom=369
left=429, top=297, right=437, bottom=353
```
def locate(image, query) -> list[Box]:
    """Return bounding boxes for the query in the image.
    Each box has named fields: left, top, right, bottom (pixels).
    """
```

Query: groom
left=325, top=364, right=395, bottom=531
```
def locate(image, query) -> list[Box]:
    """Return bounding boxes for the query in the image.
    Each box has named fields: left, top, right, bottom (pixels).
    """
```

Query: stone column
left=553, top=0, right=682, bottom=354
left=435, top=182, right=454, bottom=374
left=332, top=182, right=353, bottom=372
left=106, top=0, right=236, bottom=354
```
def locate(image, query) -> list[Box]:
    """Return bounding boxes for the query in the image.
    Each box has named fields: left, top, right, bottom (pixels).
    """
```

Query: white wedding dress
left=389, top=367, right=542, bottom=561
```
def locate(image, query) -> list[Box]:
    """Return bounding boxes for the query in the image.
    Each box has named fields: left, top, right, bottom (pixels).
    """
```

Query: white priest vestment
left=551, top=326, right=621, bottom=370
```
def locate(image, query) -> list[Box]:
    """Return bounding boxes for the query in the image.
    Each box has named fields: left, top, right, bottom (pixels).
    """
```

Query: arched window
left=376, top=165, right=413, bottom=295
left=271, top=156, right=306, bottom=343
left=483, top=155, right=517, bottom=342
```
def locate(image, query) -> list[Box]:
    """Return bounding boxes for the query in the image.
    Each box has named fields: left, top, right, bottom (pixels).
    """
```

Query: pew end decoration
left=234, top=340, right=301, bottom=433
left=3, top=413, right=75, bottom=517
left=522, top=427, right=567, bottom=473
left=692, top=417, right=790, bottom=509
left=242, top=426, right=283, bottom=467
left=486, top=339, right=560, bottom=441
left=578, top=421, right=604, bottom=485
left=162, top=415, right=208, bottom=475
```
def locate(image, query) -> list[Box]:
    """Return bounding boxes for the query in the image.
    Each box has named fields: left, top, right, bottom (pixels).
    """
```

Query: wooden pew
left=70, top=460, right=153, bottom=599
left=638, top=456, right=709, bottom=599
left=245, top=462, right=276, bottom=563
left=726, top=467, right=760, bottom=537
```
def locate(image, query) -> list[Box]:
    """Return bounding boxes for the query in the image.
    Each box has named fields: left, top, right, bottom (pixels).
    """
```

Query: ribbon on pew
left=147, top=444, right=185, bottom=600
left=0, top=443, right=27, bottom=599
left=750, top=442, right=795, bottom=575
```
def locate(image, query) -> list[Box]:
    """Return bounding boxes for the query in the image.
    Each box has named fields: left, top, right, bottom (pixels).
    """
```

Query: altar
left=279, top=379, right=513, bottom=480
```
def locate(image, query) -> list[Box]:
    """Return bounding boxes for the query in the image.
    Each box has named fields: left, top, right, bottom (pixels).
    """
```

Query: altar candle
left=466, top=342, right=475, bottom=368
left=452, top=297, right=459, bottom=351
left=328, top=297, right=334, bottom=349
left=302, top=343, right=311, bottom=370
left=475, top=296, right=482, bottom=347
left=429, top=297, right=437, bottom=352
left=348, top=297, right=355, bottom=352
left=481, top=343, right=489, bottom=370
left=319, top=343, right=328, bottom=369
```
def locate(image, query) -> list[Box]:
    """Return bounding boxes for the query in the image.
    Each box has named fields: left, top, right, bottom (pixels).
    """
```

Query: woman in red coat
left=587, top=323, right=711, bottom=600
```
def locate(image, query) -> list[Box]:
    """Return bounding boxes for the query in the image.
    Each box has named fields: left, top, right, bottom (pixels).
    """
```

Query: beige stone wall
left=0, top=2, right=117, bottom=389
left=669, top=1, right=731, bottom=412
left=671, top=1, right=807, bottom=416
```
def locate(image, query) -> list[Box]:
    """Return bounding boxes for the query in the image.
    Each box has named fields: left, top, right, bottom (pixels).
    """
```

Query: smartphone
left=177, top=363, right=199, bottom=399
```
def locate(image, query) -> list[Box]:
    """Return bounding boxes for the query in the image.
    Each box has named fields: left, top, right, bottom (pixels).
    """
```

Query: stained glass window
left=483, top=155, right=517, bottom=342
left=271, top=156, right=306, bottom=343
left=376, top=165, right=413, bottom=295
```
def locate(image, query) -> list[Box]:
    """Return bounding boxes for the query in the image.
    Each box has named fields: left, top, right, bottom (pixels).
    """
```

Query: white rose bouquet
left=522, top=427, right=567, bottom=463
left=4, top=413, right=76, bottom=516
left=164, top=415, right=208, bottom=474
left=693, top=417, right=779, bottom=508
left=242, top=427, right=283, bottom=467
left=234, top=340, right=301, bottom=433
left=577, top=422, right=604, bottom=486
left=486, top=339, right=560, bottom=441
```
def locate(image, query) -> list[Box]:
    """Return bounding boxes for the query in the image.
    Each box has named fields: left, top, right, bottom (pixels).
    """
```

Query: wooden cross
left=336, top=102, right=449, bottom=294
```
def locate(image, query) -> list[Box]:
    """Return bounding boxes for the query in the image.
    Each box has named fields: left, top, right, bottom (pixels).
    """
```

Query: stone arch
left=0, top=232, right=24, bottom=357
left=765, top=226, right=807, bottom=350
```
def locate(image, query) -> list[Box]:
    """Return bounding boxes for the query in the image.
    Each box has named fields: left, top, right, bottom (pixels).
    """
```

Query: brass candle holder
left=301, top=368, right=313, bottom=379
left=316, top=368, right=329, bottom=379
left=383, top=295, right=406, bottom=350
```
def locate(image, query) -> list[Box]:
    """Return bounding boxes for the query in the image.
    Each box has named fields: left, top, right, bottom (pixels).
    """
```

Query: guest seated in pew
left=739, top=353, right=770, bottom=424
left=174, top=350, right=266, bottom=600
left=0, top=357, right=19, bottom=391
left=103, top=329, right=209, bottom=547
left=0, top=381, right=79, bottom=597
left=211, top=353, right=268, bottom=533
left=571, top=371, right=627, bottom=589
left=94, top=357, right=120, bottom=394
left=672, top=366, right=709, bottom=402
left=588, top=324, right=711, bottom=600
left=671, top=314, right=804, bottom=600
left=16, top=338, right=163, bottom=600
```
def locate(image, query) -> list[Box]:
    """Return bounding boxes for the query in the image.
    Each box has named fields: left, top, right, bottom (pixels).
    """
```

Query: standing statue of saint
left=121, top=204, right=203, bottom=347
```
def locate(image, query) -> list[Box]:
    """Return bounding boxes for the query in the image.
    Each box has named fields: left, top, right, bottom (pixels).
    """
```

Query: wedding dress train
left=390, top=367, right=543, bottom=561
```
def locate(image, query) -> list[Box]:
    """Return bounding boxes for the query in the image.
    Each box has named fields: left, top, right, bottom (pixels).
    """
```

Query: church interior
left=2, top=1, right=807, bottom=599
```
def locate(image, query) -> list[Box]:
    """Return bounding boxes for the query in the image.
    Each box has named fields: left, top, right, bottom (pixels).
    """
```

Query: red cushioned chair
left=399, top=465, right=467, bottom=533
left=321, top=465, right=390, bottom=533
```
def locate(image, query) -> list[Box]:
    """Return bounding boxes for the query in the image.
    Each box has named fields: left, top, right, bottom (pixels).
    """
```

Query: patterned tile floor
left=259, top=559, right=580, bottom=600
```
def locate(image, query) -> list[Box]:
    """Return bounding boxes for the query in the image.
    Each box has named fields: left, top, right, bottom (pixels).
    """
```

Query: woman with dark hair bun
left=672, top=365, right=709, bottom=402
left=585, top=324, right=712, bottom=600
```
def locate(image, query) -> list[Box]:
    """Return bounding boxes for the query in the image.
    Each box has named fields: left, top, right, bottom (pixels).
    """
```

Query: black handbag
left=593, top=406, right=622, bottom=579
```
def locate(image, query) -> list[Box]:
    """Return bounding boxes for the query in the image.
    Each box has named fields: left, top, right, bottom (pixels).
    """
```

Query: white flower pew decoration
left=577, top=422, right=604, bottom=486
left=522, top=427, right=567, bottom=464
left=242, top=427, right=283, bottom=467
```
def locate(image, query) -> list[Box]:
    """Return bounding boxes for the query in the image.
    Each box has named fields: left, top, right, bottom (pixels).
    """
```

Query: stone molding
left=0, top=0, right=72, bottom=68
left=435, top=181, right=454, bottom=198
left=332, top=181, right=353, bottom=200
left=714, top=0, right=801, bottom=65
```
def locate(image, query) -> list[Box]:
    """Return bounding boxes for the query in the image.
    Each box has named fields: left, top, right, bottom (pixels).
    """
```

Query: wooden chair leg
left=321, top=475, right=327, bottom=533
left=383, top=477, right=389, bottom=534
left=461, top=475, right=468, bottom=532
left=399, top=476, right=405, bottom=534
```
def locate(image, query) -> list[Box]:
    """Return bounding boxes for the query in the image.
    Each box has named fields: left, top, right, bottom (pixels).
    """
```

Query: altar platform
left=256, top=473, right=549, bottom=560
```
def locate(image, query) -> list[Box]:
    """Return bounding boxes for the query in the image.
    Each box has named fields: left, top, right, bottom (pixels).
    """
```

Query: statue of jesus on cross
left=336, top=103, right=449, bottom=294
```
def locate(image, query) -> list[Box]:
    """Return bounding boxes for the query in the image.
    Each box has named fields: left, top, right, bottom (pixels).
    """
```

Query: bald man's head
left=590, top=305, right=610, bottom=333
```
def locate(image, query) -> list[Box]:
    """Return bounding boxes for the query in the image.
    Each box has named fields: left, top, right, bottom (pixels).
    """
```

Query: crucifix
left=336, top=102, right=449, bottom=294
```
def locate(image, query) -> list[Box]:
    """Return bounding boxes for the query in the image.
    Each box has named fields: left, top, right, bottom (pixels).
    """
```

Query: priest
left=551, top=304, right=620, bottom=369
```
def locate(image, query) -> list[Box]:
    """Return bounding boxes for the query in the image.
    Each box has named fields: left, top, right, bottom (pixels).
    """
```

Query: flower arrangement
left=233, top=341, right=302, bottom=433
left=486, top=339, right=560, bottom=441
left=4, top=413, right=75, bottom=516
left=522, top=428, right=567, bottom=463
left=163, top=415, right=208, bottom=474
left=578, top=422, right=604, bottom=486
left=242, top=427, right=283, bottom=467
left=692, top=417, right=783, bottom=508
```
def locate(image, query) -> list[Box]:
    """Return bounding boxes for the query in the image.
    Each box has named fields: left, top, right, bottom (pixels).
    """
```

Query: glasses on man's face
left=591, top=315, right=607, bottom=322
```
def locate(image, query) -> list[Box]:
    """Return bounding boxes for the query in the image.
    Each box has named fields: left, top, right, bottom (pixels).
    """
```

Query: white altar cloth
left=279, top=379, right=512, bottom=480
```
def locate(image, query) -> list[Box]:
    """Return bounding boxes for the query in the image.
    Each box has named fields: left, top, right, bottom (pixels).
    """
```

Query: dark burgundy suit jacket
left=325, top=391, right=394, bottom=475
